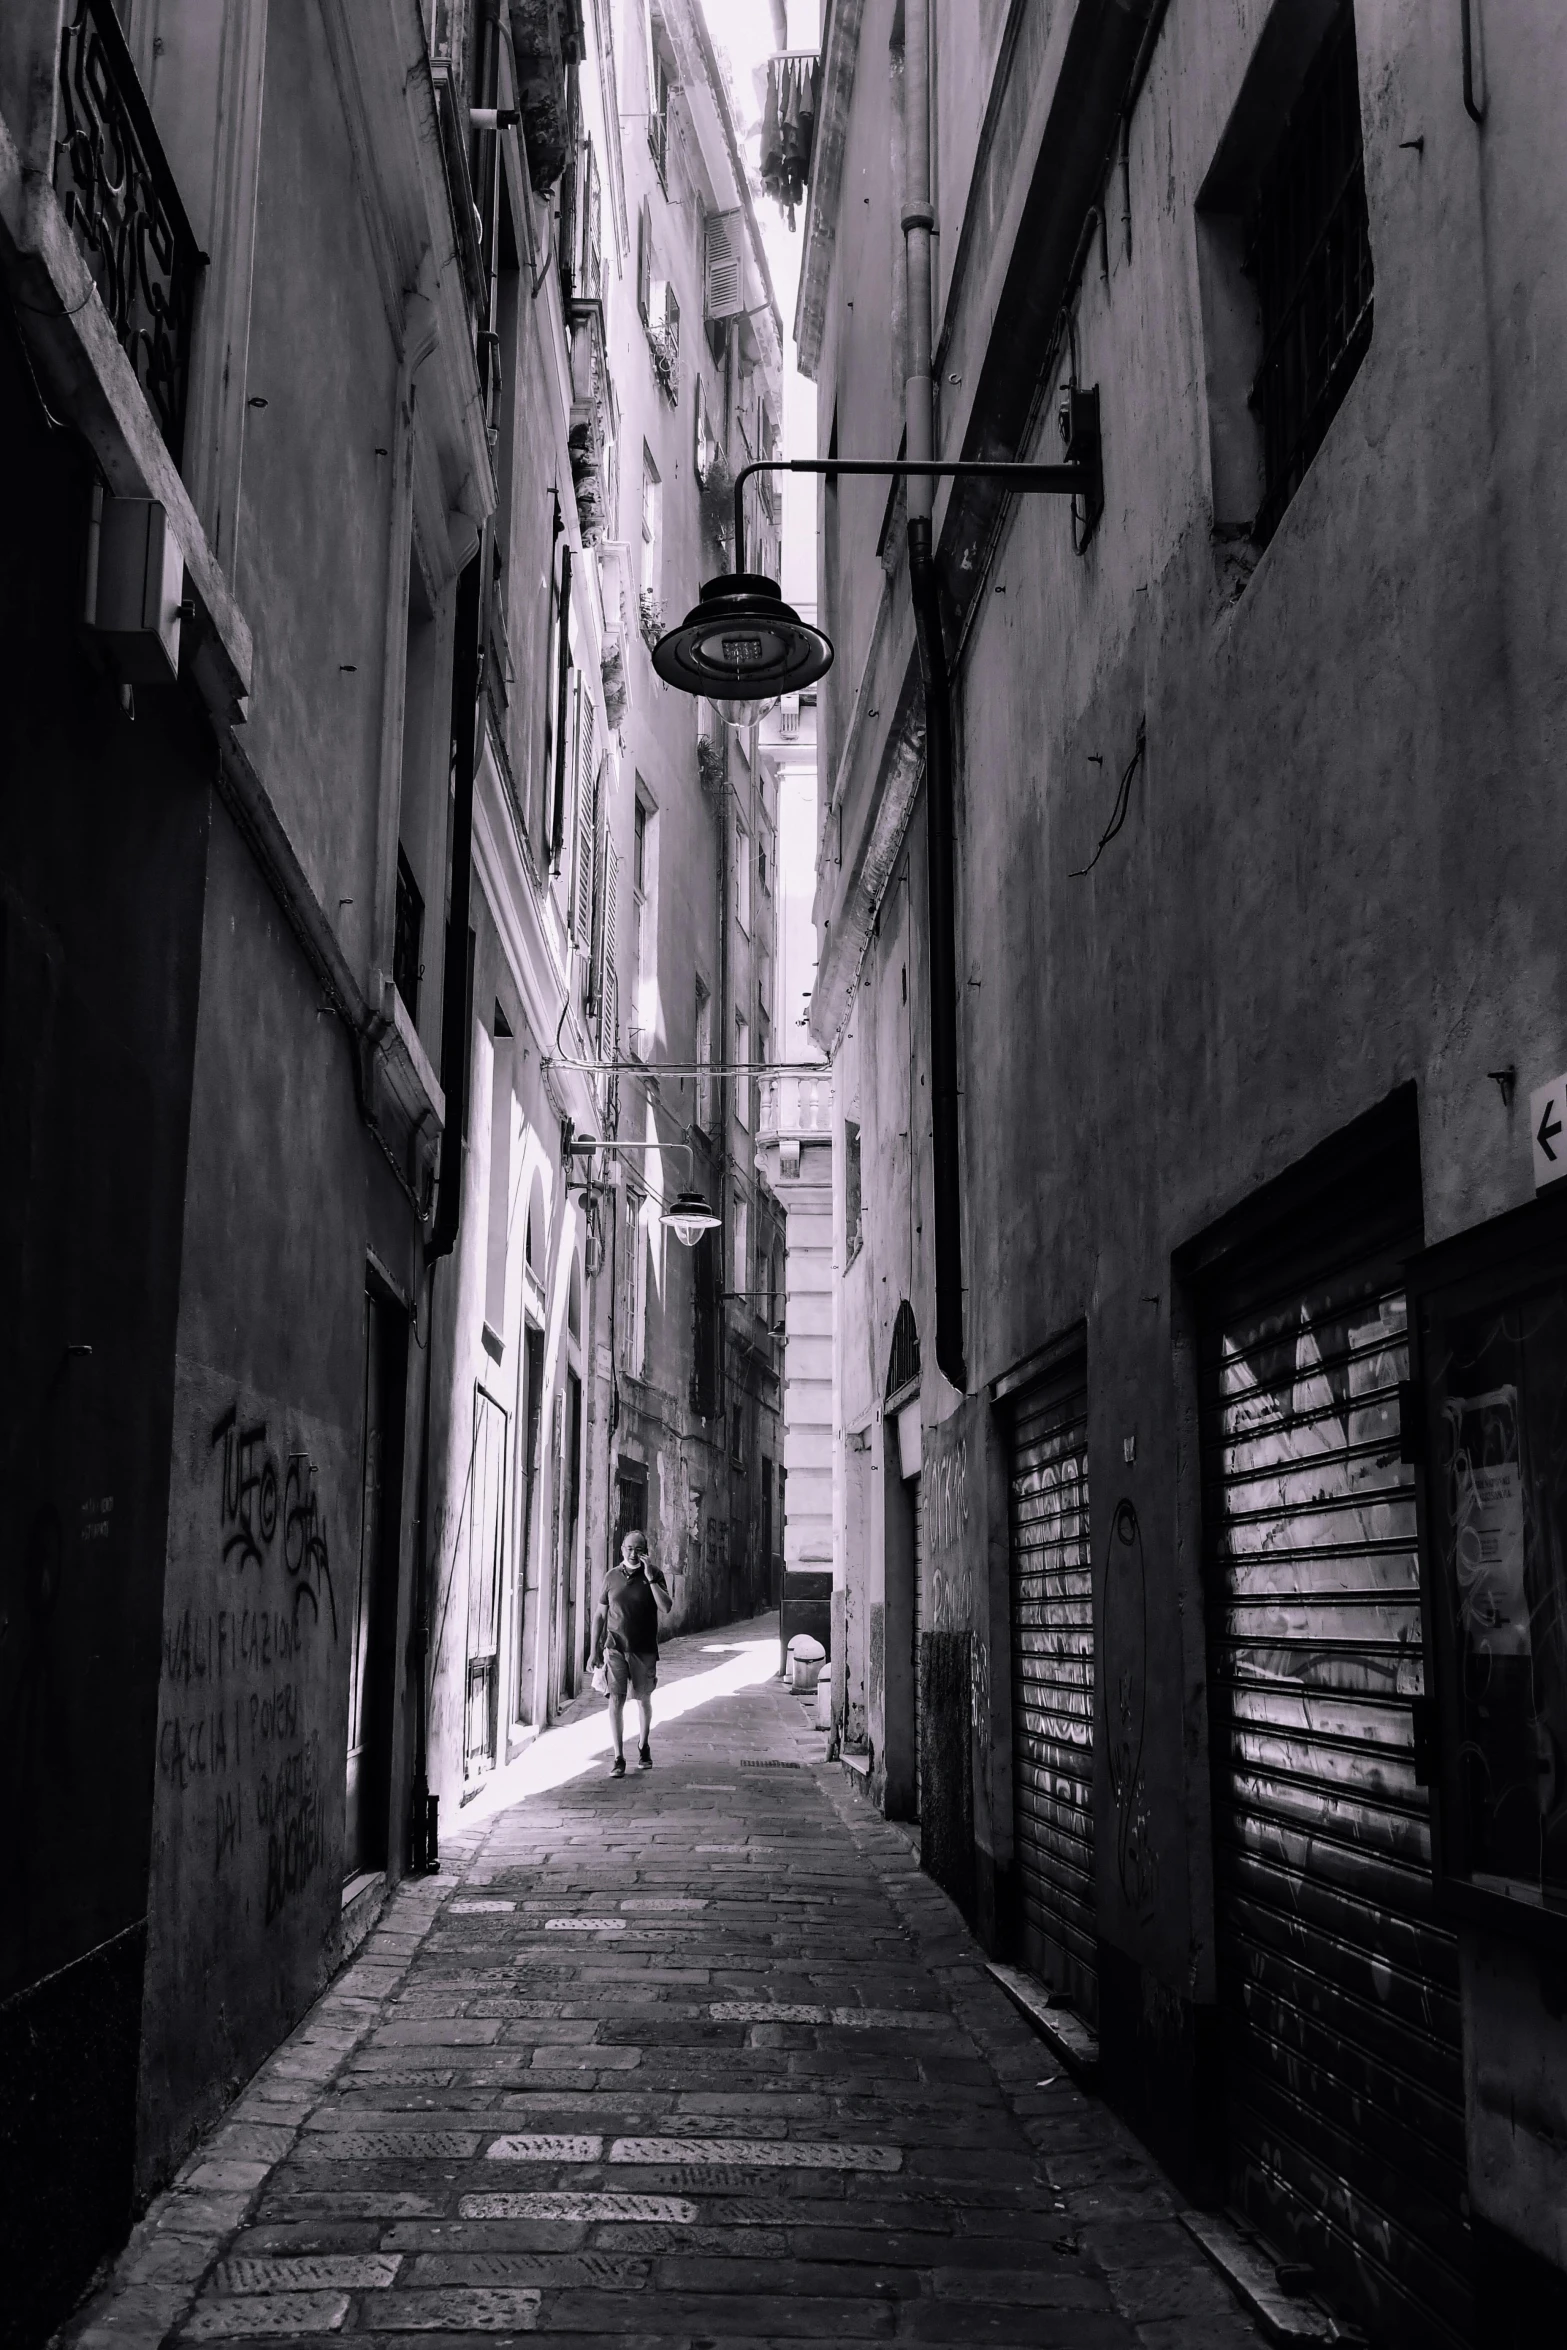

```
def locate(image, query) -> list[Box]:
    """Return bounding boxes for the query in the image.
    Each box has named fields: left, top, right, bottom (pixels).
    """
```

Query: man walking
left=591, top=1529, right=671, bottom=1777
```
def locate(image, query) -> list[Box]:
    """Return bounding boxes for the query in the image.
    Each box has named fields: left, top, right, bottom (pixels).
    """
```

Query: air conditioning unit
left=704, top=209, right=745, bottom=321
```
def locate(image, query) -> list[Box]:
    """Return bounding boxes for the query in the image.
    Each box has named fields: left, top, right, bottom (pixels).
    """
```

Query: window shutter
left=586, top=140, right=602, bottom=299
left=587, top=763, right=610, bottom=1014
left=637, top=198, right=652, bottom=322
left=597, top=838, right=620, bottom=1045
left=571, top=688, right=596, bottom=944
left=704, top=210, right=745, bottom=320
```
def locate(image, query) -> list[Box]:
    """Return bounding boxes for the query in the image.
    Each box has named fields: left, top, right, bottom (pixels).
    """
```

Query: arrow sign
left=1530, top=1075, right=1567, bottom=1191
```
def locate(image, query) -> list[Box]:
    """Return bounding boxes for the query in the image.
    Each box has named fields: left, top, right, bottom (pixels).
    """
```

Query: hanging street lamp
left=650, top=427, right=1103, bottom=728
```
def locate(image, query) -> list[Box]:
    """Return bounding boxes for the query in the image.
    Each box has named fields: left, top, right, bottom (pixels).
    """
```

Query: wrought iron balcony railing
left=54, top=0, right=202, bottom=462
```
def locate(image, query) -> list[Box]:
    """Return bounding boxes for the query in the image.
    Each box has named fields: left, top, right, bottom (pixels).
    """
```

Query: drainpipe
left=902, top=0, right=965, bottom=1391
left=408, top=542, right=484, bottom=1867
left=429, top=547, right=484, bottom=1264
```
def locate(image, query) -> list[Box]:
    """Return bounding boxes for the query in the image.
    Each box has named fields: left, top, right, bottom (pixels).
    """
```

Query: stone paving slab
left=61, top=1616, right=1266, bottom=2348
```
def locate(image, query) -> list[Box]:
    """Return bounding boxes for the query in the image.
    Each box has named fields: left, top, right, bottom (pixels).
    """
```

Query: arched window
left=525, top=1178, right=541, bottom=1275
left=886, top=1299, right=920, bottom=1403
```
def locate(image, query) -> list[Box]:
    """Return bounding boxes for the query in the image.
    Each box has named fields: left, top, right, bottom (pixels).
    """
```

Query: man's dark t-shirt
left=604, top=1565, right=663, bottom=1659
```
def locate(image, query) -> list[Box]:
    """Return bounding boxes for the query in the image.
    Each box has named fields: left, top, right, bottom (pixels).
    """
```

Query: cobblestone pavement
left=70, top=1617, right=1263, bottom=2349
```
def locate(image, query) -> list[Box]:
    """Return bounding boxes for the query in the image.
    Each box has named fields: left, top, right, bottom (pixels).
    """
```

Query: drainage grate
left=739, top=1760, right=805, bottom=1769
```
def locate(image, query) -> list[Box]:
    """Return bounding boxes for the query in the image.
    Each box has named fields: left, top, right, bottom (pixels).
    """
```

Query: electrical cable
left=1071, top=718, right=1146, bottom=877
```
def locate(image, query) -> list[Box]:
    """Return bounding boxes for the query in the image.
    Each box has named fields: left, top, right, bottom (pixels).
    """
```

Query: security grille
left=1006, top=1356, right=1096, bottom=2022
left=1202, top=1227, right=1470, bottom=2349
left=1246, top=0, right=1373, bottom=544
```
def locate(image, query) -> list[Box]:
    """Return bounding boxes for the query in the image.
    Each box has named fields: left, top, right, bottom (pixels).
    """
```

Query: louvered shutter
left=597, top=839, right=620, bottom=1049
left=1006, top=1353, right=1097, bottom=2024
left=705, top=209, right=744, bottom=319
left=637, top=197, right=652, bottom=322
left=587, top=764, right=610, bottom=1016
left=586, top=140, right=602, bottom=300
left=1200, top=1197, right=1470, bottom=2348
left=571, top=687, right=596, bottom=945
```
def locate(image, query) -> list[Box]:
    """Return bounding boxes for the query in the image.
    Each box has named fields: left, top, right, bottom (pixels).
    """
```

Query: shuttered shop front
left=910, top=1471, right=924, bottom=1819
left=1006, top=1357, right=1096, bottom=2022
left=1201, top=1200, right=1471, bottom=2349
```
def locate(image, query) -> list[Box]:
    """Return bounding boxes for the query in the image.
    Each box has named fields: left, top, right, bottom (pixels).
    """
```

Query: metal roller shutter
left=1202, top=1236, right=1471, bottom=2349
left=1007, top=1359, right=1096, bottom=2022
left=911, top=1473, right=923, bottom=1820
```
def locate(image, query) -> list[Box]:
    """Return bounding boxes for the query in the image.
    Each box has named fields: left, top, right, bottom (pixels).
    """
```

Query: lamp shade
left=661, top=1188, right=723, bottom=1247
left=651, top=572, right=833, bottom=729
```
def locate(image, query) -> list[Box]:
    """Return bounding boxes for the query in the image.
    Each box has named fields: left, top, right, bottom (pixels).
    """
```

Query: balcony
left=566, top=297, right=614, bottom=545
left=508, top=0, right=576, bottom=193
left=53, top=0, right=202, bottom=462
left=759, top=1072, right=832, bottom=1142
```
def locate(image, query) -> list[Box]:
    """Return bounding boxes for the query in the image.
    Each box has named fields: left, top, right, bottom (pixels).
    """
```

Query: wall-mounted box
left=84, top=493, right=185, bottom=682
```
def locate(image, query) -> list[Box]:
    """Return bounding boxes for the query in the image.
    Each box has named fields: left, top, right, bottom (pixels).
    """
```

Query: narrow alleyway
left=72, top=1621, right=1262, bottom=2349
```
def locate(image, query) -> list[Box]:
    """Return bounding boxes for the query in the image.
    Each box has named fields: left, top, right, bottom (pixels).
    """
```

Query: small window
left=733, top=1196, right=749, bottom=1297
left=1196, top=0, right=1373, bottom=546
left=734, top=1012, right=750, bottom=1131
left=637, top=196, right=654, bottom=323
left=733, top=814, right=750, bottom=934
left=695, top=979, right=713, bottom=1133
left=649, top=41, right=672, bottom=187
left=393, top=846, right=423, bottom=1023
left=640, top=446, right=661, bottom=598
left=845, top=1118, right=863, bottom=1264
left=631, top=792, right=654, bottom=1049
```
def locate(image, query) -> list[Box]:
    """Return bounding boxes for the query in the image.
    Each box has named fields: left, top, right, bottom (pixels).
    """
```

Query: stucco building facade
left=0, top=0, right=780, bottom=2334
left=602, top=0, right=786, bottom=1634
left=802, top=2, right=1567, bottom=2342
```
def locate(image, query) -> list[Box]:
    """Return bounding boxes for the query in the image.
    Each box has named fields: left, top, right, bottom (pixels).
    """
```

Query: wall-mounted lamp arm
left=731, top=453, right=1098, bottom=570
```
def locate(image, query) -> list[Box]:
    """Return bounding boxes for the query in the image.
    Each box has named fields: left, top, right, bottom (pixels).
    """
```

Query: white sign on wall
left=1530, top=1072, right=1567, bottom=1191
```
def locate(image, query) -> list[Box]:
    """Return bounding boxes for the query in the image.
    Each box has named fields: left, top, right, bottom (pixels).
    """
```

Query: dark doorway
left=463, top=1383, right=509, bottom=1780
left=345, top=1284, right=409, bottom=1876
left=515, top=1323, right=545, bottom=1728
left=616, top=1459, right=648, bottom=1554
left=562, top=1368, right=583, bottom=1692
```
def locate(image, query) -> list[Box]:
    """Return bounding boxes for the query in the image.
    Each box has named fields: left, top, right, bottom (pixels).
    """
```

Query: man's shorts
left=604, top=1646, right=657, bottom=1702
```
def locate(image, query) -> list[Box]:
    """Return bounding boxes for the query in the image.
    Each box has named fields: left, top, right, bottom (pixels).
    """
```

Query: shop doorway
left=345, top=1283, right=408, bottom=1877
left=1195, top=1102, right=1468, bottom=2348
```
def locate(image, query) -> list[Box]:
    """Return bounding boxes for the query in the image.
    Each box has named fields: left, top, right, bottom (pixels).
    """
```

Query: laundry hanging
left=760, top=53, right=819, bottom=229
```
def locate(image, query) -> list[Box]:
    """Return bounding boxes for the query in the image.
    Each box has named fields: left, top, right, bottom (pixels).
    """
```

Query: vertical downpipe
left=903, top=0, right=965, bottom=1390
left=410, top=545, right=484, bottom=1866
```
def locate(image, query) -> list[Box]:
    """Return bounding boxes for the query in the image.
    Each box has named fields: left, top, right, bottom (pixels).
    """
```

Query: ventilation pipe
left=903, top=0, right=965, bottom=1390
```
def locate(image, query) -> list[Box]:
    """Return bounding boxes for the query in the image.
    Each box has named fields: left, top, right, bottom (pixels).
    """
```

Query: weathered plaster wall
left=139, top=798, right=419, bottom=2188
left=231, top=3, right=400, bottom=981
left=0, top=330, right=211, bottom=2337
left=820, top=0, right=1567, bottom=2243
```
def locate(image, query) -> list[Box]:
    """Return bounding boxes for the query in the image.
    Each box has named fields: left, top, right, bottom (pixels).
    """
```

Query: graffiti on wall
left=157, top=1395, right=339, bottom=1927
left=1103, top=1496, right=1159, bottom=1918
